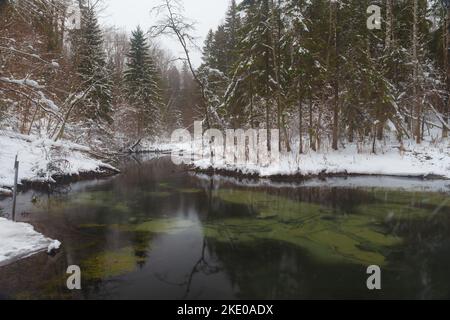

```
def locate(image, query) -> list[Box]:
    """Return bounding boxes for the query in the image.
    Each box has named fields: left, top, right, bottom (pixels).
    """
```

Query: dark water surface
left=1, top=156, right=450, bottom=300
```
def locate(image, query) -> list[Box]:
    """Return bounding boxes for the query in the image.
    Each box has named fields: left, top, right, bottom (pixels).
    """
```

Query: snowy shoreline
left=0, top=131, right=120, bottom=266
left=144, top=138, right=450, bottom=181
left=0, top=131, right=120, bottom=195
left=191, top=147, right=450, bottom=181
left=0, top=218, right=61, bottom=267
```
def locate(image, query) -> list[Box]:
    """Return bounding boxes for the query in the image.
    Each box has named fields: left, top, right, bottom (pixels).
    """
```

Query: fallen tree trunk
left=127, top=138, right=142, bottom=153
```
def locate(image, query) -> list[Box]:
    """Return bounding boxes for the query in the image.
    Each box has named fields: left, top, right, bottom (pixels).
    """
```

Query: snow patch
left=0, top=130, right=119, bottom=190
left=0, top=218, right=61, bottom=267
left=0, top=188, right=12, bottom=196
left=148, top=138, right=450, bottom=180
left=47, top=240, right=61, bottom=253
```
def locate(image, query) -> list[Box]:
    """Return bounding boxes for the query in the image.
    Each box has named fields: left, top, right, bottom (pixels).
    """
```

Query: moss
left=113, top=218, right=196, bottom=235
left=32, top=196, right=73, bottom=213
left=203, top=216, right=396, bottom=266
left=66, top=190, right=137, bottom=217
left=131, top=231, right=154, bottom=252
left=178, top=188, right=202, bottom=194
left=159, top=182, right=171, bottom=188
left=81, top=247, right=146, bottom=280
left=370, top=189, right=450, bottom=209
left=70, top=191, right=132, bottom=213
left=206, top=189, right=404, bottom=266
left=339, top=215, right=401, bottom=246
left=143, top=191, right=172, bottom=198
left=215, top=189, right=330, bottom=221
left=111, top=202, right=131, bottom=214
left=353, top=203, right=431, bottom=220
left=72, top=191, right=115, bottom=205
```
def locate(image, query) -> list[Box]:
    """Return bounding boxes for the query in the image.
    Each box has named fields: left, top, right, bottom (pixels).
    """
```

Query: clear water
left=1, top=156, right=450, bottom=300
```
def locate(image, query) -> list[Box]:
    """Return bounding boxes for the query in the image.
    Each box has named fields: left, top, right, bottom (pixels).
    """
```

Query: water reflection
left=0, top=155, right=450, bottom=299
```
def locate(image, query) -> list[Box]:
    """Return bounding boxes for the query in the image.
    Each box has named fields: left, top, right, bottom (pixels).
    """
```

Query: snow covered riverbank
left=195, top=144, right=450, bottom=179
left=0, top=130, right=120, bottom=266
left=0, top=217, right=61, bottom=267
left=0, top=130, right=119, bottom=193
left=150, top=138, right=450, bottom=180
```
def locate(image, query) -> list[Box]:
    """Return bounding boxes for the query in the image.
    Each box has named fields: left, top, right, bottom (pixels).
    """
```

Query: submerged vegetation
left=70, top=185, right=450, bottom=269
left=205, top=190, right=403, bottom=266
left=82, top=247, right=146, bottom=280
left=2, top=157, right=450, bottom=300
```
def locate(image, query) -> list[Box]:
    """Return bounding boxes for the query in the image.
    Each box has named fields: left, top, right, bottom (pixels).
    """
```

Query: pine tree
left=199, top=26, right=230, bottom=126
left=224, top=0, right=241, bottom=74
left=283, top=0, right=309, bottom=152
left=198, top=0, right=448, bottom=150
left=224, top=0, right=275, bottom=130
left=124, top=26, right=163, bottom=137
left=202, top=30, right=216, bottom=68
left=74, top=5, right=113, bottom=125
left=163, top=66, right=183, bottom=132
left=443, top=0, right=450, bottom=137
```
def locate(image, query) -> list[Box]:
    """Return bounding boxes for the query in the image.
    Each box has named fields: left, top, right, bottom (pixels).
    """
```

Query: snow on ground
left=0, top=130, right=120, bottom=266
left=150, top=137, right=450, bottom=179
left=133, top=138, right=185, bottom=153
left=0, top=187, right=12, bottom=196
left=194, top=143, right=450, bottom=178
left=0, top=217, right=61, bottom=267
left=0, top=130, right=118, bottom=191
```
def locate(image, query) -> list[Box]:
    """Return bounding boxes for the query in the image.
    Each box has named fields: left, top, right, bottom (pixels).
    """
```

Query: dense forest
left=0, top=0, right=199, bottom=151
left=1, top=0, right=450, bottom=154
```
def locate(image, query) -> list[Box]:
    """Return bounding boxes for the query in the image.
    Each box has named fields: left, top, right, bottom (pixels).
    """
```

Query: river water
left=1, top=156, right=450, bottom=300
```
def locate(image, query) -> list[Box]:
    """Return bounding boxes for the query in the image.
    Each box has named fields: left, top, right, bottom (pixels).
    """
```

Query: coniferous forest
left=3, top=0, right=450, bottom=302
left=1, top=0, right=449, bottom=152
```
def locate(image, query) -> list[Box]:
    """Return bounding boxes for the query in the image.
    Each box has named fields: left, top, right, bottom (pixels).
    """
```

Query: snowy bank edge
left=0, top=218, right=61, bottom=267
left=0, top=163, right=120, bottom=195
left=147, top=139, right=450, bottom=181
left=0, top=131, right=121, bottom=192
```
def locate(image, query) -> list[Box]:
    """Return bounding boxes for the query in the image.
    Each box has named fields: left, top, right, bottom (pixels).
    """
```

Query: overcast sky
left=99, top=0, right=231, bottom=66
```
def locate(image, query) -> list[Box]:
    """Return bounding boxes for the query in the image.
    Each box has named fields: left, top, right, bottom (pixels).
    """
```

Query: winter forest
left=3, top=0, right=450, bottom=301
left=1, top=0, right=449, bottom=154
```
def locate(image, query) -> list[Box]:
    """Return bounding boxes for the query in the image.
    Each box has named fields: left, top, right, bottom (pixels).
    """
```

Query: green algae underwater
left=1, top=157, right=450, bottom=299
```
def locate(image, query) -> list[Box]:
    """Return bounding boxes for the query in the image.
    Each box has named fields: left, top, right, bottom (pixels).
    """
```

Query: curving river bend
left=1, top=155, right=450, bottom=300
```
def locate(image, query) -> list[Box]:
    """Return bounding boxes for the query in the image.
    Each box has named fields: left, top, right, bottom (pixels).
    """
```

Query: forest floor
left=150, top=137, right=450, bottom=180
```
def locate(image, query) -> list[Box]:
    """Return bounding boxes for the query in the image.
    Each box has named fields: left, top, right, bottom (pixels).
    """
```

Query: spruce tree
left=224, top=0, right=241, bottom=74
left=75, top=5, right=113, bottom=124
left=202, top=30, right=216, bottom=68
left=164, top=66, right=183, bottom=131
left=124, top=26, right=162, bottom=137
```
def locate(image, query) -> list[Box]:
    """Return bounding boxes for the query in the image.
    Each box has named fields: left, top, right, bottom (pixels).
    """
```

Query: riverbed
left=0, top=155, right=450, bottom=299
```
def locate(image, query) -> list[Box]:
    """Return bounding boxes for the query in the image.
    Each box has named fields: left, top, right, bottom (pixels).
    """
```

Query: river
left=0, top=155, right=450, bottom=299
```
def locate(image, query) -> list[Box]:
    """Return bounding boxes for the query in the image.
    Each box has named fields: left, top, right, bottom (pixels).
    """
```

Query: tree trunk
left=444, top=6, right=450, bottom=138
left=332, top=2, right=339, bottom=151
left=298, top=88, right=303, bottom=154
left=250, top=77, right=255, bottom=129
left=413, top=0, right=421, bottom=143
left=376, top=0, right=394, bottom=142
left=266, top=99, right=271, bottom=151
left=386, top=0, right=393, bottom=50
left=309, top=95, right=316, bottom=152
